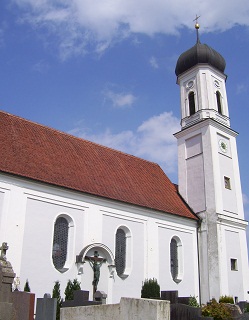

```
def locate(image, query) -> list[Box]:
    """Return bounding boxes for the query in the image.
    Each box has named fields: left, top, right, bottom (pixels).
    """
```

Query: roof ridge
left=1, top=110, right=160, bottom=167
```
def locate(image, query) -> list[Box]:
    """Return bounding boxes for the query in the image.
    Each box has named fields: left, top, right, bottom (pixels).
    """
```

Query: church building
left=0, top=24, right=248, bottom=305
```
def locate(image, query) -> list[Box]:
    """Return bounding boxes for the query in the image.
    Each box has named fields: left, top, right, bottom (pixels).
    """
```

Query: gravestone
left=62, top=290, right=100, bottom=308
left=161, top=290, right=178, bottom=303
left=0, top=242, right=16, bottom=320
left=223, top=303, right=242, bottom=318
left=35, top=293, right=57, bottom=320
left=170, top=303, right=202, bottom=320
left=11, top=290, right=35, bottom=320
left=178, top=296, right=191, bottom=305
left=94, top=291, right=107, bottom=304
left=238, top=301, right=248, bottom=313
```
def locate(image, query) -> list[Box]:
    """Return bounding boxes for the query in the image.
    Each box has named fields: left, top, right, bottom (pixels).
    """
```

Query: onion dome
left=175, top=22, right=226, bottom=76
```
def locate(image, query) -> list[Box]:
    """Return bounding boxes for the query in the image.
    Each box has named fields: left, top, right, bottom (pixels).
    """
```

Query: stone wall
left=60, top=297, right=170, bottom=320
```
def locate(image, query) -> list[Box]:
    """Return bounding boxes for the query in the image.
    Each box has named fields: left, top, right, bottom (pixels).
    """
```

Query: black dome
left=175, top=41, right=226, bottom=76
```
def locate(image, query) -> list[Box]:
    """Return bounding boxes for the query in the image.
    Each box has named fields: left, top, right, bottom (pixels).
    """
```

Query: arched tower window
left=52, top=217, right=69, bottom=271
left=188, top=91, right=196, bottom=116
left=115, top=228, right=126, bottom=277
left=216, top=91, right=222, bottom=114
left=170, top=236, right=183, bottom=283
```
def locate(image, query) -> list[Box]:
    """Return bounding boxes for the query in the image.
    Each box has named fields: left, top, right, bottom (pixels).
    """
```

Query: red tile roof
left=0, top=111, right=197, bottom=220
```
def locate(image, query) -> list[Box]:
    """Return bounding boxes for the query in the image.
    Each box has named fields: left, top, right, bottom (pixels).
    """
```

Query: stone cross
left=0, top=242, right=16, bottom=320
left=0, top=242, right=8, bottom=261
left=0, top=242, right=15, bottom=303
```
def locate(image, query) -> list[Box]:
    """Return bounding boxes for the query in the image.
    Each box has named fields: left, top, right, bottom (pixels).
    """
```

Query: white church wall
left=217, top=212, right=249, bottom=300
left=101, top=210, right=146, bottom=302
left=225, top=229, right=243, bottom=298
left=208, top=125, right=245, bottom=219
left=158, top=220, right=199, bottom=298
left=218, top=223, right=249, bottom=301
left=186, top=155, right=205, bottom=213
left=218, top=152, right=237, bottom=214
left=20, top=196, right=86, bottom=295
left=0, top=181, right=29, bottom=277
left=229, top=137, right=245, bottom=218
left=0, top=173, right=200, bottom=303
left=0, top=189, right=7, bottom=238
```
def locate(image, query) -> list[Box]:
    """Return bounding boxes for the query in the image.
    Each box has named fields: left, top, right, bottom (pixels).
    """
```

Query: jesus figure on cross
left=86, top=251, right=106, bottom=293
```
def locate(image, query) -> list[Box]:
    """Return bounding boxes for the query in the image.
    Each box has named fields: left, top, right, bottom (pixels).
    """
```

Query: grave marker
left=36, top=293, right=57, bottom=320
left=0, top=242, right=16, bottom=320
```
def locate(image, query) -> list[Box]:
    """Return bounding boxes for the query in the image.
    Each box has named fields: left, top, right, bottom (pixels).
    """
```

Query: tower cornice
left=174, top=118, right=238, bottom=139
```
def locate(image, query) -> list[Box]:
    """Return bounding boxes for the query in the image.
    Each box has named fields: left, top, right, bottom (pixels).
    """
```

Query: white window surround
left=170, top=236, right=183, bottom=283
left=52, top=213, right=74, bottom=273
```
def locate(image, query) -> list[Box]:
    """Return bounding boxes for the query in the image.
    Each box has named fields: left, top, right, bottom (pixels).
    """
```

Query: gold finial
left=193, top=14, right=201, bottom=43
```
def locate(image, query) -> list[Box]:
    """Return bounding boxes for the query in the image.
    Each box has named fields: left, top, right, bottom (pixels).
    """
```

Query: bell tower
left=174, top=21, right=249, bottom=304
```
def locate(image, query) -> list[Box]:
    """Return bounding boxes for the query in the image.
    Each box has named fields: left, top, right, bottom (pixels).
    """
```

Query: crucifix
left=85, top=251, right=106, bottom=295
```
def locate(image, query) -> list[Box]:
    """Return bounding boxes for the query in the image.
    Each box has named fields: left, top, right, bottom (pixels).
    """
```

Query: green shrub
left=24, top=279, right=31, bottom=292
left=141, top=278, right=160, bottom=299
left=52, top=281, right=63, bottom=320
left=202, top=299, right=232, bottom=320
left=188, top=295, right=199, bottom=307
left=219, top=295, right=234, bottom=304
left=64, top=278, right=81, bottom=300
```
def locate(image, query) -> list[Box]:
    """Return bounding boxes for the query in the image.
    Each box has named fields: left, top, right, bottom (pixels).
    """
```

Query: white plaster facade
left=0, top=173, right=199, bottom=303
left=175, top=61, right=249, bottom=303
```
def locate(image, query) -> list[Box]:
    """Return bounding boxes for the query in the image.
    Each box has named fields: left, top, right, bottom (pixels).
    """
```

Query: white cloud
left=69, top=111, right=180, bottom=174
left=150, top=56, right=159, bottom=69
left=11, top=0, right=249, bottom=58
left=104, top=90, right=137, bottom=108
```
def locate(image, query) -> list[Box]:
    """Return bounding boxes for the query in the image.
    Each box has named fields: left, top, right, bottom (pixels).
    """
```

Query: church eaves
left=0, top=111, right=197, bottom=220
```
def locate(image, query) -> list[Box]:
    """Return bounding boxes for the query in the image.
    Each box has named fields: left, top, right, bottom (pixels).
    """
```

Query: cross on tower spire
left=193, top=14, right=201, bottom=43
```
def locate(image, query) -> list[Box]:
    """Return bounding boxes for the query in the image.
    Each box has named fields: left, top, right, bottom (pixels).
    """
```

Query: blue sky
left=1, top=1, right=249, bottom=228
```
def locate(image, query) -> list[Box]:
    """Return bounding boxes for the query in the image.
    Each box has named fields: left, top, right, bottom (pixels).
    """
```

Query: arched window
left=216, top=91, right=222, bottom=114
left=52, top=217, right=69, bottom=271
left=170, top=236, right=183, bottom=283
left=170, top=238, right=178, bottom=280
left=188, top=91, right=196, bottom=116
left=115, top=228, right=126, bottom=276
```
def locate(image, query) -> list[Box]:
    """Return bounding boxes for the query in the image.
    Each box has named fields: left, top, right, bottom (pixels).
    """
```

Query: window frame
left=224, top=176, right=231, bottom=190
left=188, top=91, right=196, bottom=116
left=216, top=91, right=223, bottom=115
left=52, top=214, right=73, bottom=273
left=230, top=258, right=238, bottom=271
left=170, top=236, right=183, bottom=283
left=115, top=226, right=132, bottom=278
